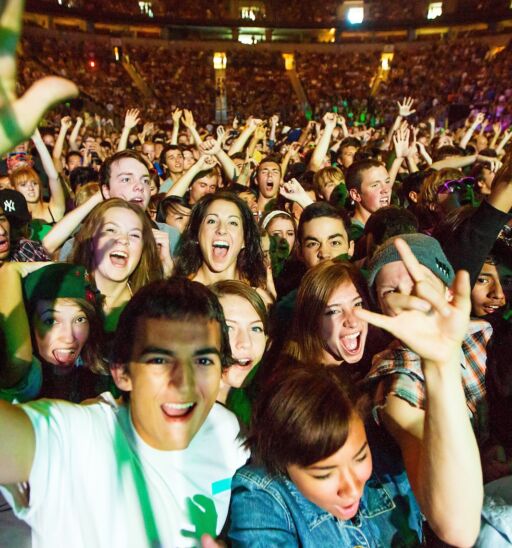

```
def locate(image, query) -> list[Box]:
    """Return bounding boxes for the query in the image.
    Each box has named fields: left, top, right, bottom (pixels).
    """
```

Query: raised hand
left=199, top=139, right=221, bottom=156
left=397, top=97, right=416, bottom=118
left=393, top=124, right=411, bottom=159
left=172, top=108, right=183, bottom=124
left=216, top=125, right=226, bottom=143
left=279, top=178, right=314, bottom=208
left=270, top=114, right=279, bottom=126
left=60, top=116, right=73, bottom=131
left=474, top=112, right=486, bottom=126
left=124, top=109, right=140, bottom=130
left=182, top=109, right=196, bottom=128
left=0, top=0, right=78, bottom=154
left=355, top=238, right=470, bottom=366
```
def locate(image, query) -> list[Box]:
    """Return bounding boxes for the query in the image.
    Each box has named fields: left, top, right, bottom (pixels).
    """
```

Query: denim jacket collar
left=283, top=471, right=395, bottom=531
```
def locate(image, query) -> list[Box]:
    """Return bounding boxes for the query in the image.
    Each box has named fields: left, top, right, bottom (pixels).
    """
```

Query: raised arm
left=357, top=239, right=482, bottom=548
left=459, top=112, right=485, bottom=150
left=0, top=0, right=78, bottom=155
left=487, top=149, right=512, bottom=213
left=0, top=262, right=34, bottom=389
left=32, top=128, right=66, bottom=219
left=181, top=109, right=203, bottom=146
left=117, top=109, right=141, bottom=152
left=53, top=115, right=73, bottom=173
left=308, top=112, right=337, bottom=173
left=166, top=155, right=212, bottom=198
left=68, top=116, right=83, bottom=151
left=170, top=108, right=182, bottom=145
left=200, top=137, right=239, bottom=181
left=42, top=191, right=103, bottom=254
left=382, top=97, right=416, bottom=151
left=228, top=117, right=260, bottom=156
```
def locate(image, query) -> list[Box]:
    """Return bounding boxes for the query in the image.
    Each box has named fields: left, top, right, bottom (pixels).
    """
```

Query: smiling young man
left=345, top=159, right=393, bottom=242
left=0, top=278, right=248, bottom=547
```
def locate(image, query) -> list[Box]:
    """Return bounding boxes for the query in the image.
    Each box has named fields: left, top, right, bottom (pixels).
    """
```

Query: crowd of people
left=33, top=0, right=512, bottom=25
left=1, top=1, right=512, bottom=547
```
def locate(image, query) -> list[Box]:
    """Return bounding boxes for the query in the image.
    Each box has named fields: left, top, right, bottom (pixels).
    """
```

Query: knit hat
left=23, top=263, right=98, bottom=316
left=0, top=189, right=31, bottom=228
left=367, top=233, right=455, bottom=288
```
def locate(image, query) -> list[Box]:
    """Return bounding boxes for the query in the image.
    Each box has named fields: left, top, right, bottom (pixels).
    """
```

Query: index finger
left=393, top=237, right=426, bottom=283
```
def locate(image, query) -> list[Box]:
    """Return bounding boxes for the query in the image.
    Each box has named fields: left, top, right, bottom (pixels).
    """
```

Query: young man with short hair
left=345, top=159, right=393, bottom=242
left=0, top=278, right=248, bottom=547
left=256, top=157, right=282, bottom=215
left=160, top=145, right=185, bottom=193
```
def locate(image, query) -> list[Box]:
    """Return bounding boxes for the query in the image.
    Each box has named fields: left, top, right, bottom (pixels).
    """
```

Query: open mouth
left=161, top=402, right=196, bottom=420
left=52, top=348, right=78, bottom=366
left=130, top=197, right=145, bottom=208
left=110, top=250, right=129, bottom=267
left=0, top=236, right=9, bottom=254
left=340, top=332, right=363, bottom=355
left=379, top=197, right=390, bottom=206
left=334, top=500, right=360, bottom=519
left=234, top=358, right=253, bottom=368
left=482, top=304, right=502, bottom=315
left=212, top=240, right=230, bottom=259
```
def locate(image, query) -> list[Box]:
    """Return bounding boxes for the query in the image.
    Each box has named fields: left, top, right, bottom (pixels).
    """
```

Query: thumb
left=0, top=76, right=78, bottom=155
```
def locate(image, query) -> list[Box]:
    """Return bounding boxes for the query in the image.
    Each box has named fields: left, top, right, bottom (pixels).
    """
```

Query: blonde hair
left=419, top=168, right=463, bottom=207
left=313, top=166, right=344, bottom=199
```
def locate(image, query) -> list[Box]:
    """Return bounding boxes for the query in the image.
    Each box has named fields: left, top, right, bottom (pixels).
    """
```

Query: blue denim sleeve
left=228, top=471, right=298, bottom=547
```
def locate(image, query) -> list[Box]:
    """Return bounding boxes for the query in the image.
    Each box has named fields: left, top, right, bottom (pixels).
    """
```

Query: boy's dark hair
left=345, top=159, right=384, bottom=193
left=228, top=182, right=257, bottom=197
left=156, top=195, right=191, bottom=224
left=111, top=277, right=232, bottom=370
left=297, top=202, right=352, bottom=244
left=338, top=136, right=361, bottom=152
left=160, top=144, right=182, bottom=165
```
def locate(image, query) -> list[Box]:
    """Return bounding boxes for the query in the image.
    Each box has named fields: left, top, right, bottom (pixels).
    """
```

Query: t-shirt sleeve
left=12, top=400, right=91, bottom=520
left=368, top=348, right=426, bottom=424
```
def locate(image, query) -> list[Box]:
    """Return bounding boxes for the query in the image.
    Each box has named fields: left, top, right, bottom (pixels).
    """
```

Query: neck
left=216, top=380, right=231, bottom=404
left=194, top=263, right=239, bottom=286
left=257, top=195, right=274, bottom=212
left=94, top=274, right=131, bottom=310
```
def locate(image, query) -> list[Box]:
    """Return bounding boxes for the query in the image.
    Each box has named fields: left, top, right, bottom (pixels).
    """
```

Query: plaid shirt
left=10, top=238, right=50, bottom=262
left=367, top=319, right=492, bottom=445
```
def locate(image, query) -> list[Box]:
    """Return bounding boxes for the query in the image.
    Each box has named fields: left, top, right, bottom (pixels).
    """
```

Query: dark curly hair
left=174, top=192, right=266, bottom=288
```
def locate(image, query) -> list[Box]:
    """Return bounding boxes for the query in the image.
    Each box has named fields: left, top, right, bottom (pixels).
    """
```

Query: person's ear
left=349, top=188, right=361, bottom=204
left=102, top=184, right=111, bottom=199
left=110, top=364, right=132, bottom=392
left=408, top=190, right=418, bottom=204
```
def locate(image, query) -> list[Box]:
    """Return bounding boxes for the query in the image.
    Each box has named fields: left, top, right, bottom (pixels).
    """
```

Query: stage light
left=89, top=60, right=96, bottom=68
left=347, top=7, right=364, bottom=24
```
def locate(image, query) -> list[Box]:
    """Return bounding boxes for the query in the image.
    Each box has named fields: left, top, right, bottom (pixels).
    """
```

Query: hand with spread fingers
left=0, top=0, right=79, bottom=155
left=356, top=238, right=470, bottom=366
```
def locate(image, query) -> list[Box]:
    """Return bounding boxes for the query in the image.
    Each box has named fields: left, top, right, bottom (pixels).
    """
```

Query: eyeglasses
left=437, top=177, right=476, bottom=194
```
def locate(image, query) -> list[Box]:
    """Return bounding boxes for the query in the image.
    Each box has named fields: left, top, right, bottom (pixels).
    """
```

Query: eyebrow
left=138, top=346, right=221, bottom=358
left=307, top=442, right=368, bottom=470
left=304, top=233, right=345, bottom=242
left=103, top=221, right=142, bottom=231
left=206, top=213, right=242, bottom=220
left=326, top=297, right=362, bottom=307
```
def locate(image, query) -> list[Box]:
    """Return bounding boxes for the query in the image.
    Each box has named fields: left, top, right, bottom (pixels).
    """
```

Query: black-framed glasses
left=437, top=177, right=476, bottom=194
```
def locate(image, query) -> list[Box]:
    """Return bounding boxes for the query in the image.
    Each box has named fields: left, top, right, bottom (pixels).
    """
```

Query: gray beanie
left=367, top=233, right=455, bottom=288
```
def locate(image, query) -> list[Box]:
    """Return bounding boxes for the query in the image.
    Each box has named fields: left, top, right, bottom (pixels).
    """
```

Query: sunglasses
left=437, top=177, right=476, bottom=194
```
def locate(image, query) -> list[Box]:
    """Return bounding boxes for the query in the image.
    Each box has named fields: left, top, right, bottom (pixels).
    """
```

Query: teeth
left=163, top=402, right=194, bottom=410
left=213, top=241, right=229, bottom=248
left=344, top=332, right=360, bottom=339
left=237, top=359, right=251, bottom=366
left=111, top=251, right=128, bottom=258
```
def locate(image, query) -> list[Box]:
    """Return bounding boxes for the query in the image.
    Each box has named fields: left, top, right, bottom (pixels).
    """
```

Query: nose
left=58, top=321, right=76, bottom=344
left=337, top=469, right=361, bottom=500
left=234, top=327, right=251, bottom=352
left=318, top=242, right=332, bottom=261
left=170, top=360, right=195, bottom=392
left=216, top=220, right=227, bottom=235
left=490, top=279, right=506, bottom=304
left=343, top=308, right=359, bottom=328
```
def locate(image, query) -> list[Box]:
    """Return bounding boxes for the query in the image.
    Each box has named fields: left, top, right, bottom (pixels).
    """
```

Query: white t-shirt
left=1, top=393, right=248, bottom=548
